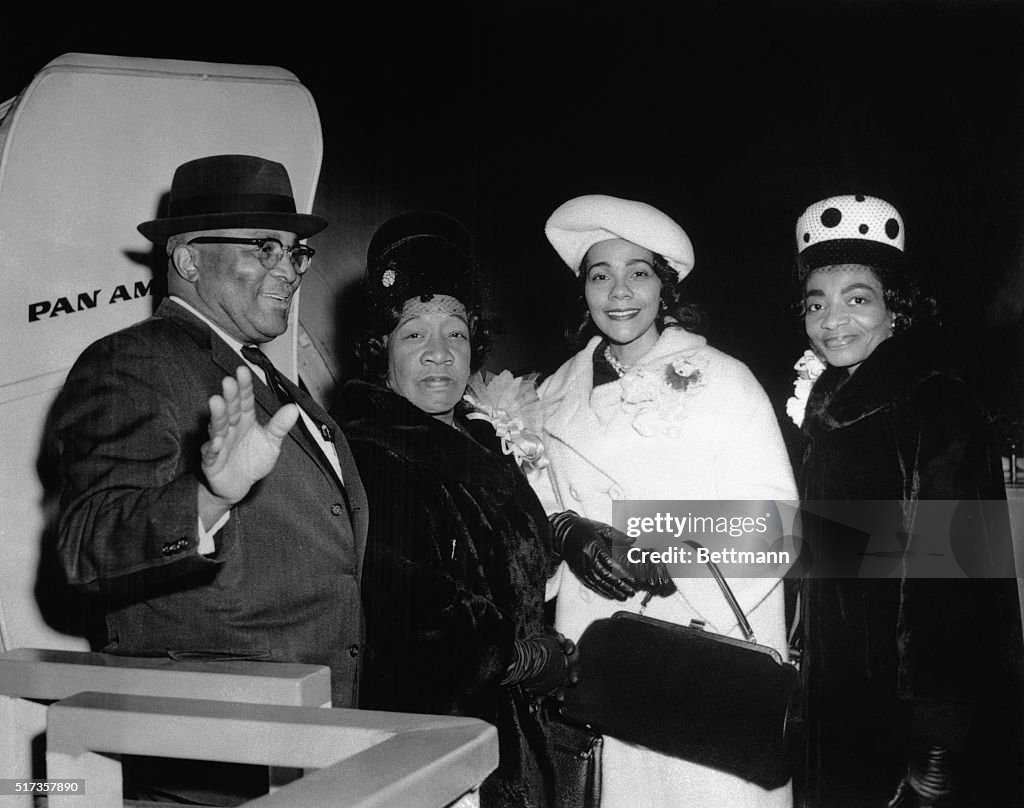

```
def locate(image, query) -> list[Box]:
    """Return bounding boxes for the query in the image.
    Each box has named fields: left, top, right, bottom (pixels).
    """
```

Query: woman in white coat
left=529, top=194, right=798, bottom=808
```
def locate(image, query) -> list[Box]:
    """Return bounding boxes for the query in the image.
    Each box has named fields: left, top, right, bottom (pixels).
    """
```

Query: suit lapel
left=157, top=299, right=366, bottom=573
left=254, top=363, right=349, bottom=492
left=159, top=300, right=347, bottom=495
left=273, top=372, right=367, bottom=570
left=274, top=373, right=357, bottom=498
left=330, top=425, right=368, bottom=571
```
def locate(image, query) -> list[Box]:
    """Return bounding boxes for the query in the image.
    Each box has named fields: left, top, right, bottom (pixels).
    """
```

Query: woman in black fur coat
left=788, top=194, right=1023, bottom=808
left=330, top=211, right=574, bottom=808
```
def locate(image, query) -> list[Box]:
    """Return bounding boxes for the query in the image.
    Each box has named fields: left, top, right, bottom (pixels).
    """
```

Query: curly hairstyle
left=353, top=293, right=492, bottom=386
left=568, top=251, right=703, bottom=347
left=794, top=260, right=939, bottom=333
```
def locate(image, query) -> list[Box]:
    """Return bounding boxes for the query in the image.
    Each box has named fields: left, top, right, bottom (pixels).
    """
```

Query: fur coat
left=529, top=327, right=798, bottom=808
left=333, top=380, right=560, bottom=808
left=797, top=324, right=1023, bottom=806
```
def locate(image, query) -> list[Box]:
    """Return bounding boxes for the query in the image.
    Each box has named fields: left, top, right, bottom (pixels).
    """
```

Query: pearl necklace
left=604, top=345, right=632, bottom=377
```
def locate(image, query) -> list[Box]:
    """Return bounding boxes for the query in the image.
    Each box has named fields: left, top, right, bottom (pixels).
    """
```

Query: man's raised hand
left=201, top=365, right=299, bottom=506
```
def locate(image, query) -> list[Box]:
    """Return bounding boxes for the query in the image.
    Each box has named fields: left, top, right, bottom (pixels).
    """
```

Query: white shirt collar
left=168, top=297, right=342, bottom=479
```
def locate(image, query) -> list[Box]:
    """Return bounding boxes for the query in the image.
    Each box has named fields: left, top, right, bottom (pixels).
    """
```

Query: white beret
left=544, top=194, right=695, bottom=280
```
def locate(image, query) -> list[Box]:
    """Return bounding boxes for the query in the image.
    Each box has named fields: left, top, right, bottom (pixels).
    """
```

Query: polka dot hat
left=795, top=194, right=905, bottom=279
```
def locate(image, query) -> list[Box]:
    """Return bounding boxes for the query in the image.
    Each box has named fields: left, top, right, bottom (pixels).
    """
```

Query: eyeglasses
left=187, top=237, right=315, bottom=275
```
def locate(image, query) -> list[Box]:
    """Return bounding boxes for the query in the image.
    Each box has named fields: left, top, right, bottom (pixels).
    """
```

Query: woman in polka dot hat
left=530, top=194, right=799, bottom=808
left=791, top=194, right=1023, bottom=807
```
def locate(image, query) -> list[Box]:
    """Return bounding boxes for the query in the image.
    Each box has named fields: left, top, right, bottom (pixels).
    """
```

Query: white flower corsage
left=785, top=349, right=826, bottom=428
left=463, top=370, right=548, bottom=468
left=618, top=354, right=708, bottom=438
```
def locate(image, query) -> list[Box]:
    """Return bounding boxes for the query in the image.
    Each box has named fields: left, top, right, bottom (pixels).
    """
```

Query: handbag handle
left=682, top=540, right=756, bottom=644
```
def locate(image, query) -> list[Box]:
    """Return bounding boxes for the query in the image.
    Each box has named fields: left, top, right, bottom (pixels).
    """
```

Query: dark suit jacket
left=55, top=299, right=368, bottom=707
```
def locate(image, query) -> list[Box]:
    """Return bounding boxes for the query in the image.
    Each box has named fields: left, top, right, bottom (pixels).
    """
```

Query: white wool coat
left=529, top=328, right=798, bottom=808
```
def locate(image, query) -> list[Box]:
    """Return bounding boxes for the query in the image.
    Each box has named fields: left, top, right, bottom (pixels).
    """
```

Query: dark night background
left=4, top=0, right=1024, bottom=453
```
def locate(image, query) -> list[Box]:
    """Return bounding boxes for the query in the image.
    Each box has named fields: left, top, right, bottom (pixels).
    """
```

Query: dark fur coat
left=333, top=380, right=560, bottom=808
left=796, top=325, right=1024, bottom=807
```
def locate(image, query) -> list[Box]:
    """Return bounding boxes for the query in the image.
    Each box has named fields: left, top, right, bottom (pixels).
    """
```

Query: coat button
left=569, top=486, right=581, bottom=501
left=348, top=644, right=360, bottom=658
left=331, top=503, right=343, bottom=516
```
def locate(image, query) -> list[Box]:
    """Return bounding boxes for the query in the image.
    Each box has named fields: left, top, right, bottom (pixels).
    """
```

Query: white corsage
left=463, top=370, right=548, bottom=468
left=618, top=354, right=708, bottom=438
left=785, top=349, right=826, bottom=427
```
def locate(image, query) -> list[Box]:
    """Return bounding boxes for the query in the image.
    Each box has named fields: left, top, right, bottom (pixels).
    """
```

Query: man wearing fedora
left=54, top=154, right=367, bottom=803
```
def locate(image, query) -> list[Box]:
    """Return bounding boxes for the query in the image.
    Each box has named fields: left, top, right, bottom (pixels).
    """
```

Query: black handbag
left=546, top=714, right=603, bottom=808
left=558, top=542, right=802, bottom=790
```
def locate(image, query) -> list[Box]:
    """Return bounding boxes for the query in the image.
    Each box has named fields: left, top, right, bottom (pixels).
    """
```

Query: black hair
left=568, top=251, right=704, bottom=348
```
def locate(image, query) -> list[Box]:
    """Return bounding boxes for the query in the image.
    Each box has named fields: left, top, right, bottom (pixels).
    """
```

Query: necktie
left=240, top=345, right=334, bottom=443
left=241, top=345, right=349, bottom=512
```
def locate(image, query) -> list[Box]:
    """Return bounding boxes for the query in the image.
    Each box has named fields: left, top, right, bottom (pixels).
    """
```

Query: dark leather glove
left=502, top=633, right=579, bottom=697
left=610, top=543, right=678, bottom=599
left=550, top=510, right=637, bottom=601
left=888, top=746, right=956, bottom=808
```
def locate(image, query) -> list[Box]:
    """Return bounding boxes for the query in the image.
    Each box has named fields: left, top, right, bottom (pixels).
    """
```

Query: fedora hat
left=137, top=154, right=327, bottom=243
